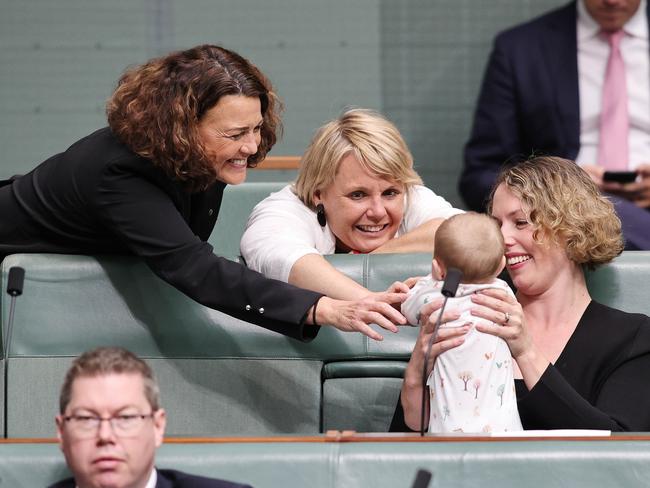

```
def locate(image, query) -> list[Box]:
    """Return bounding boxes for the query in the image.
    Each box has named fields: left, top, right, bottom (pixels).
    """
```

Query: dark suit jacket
left=459, top=1, right=650, bottom=211
left=48, top=468, right=253, bottom=488
left=0, top=127, right=322, bottom=341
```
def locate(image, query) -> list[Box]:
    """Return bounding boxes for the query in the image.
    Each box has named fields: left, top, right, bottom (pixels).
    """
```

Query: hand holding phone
left=603, top=171, right=638, bottom=183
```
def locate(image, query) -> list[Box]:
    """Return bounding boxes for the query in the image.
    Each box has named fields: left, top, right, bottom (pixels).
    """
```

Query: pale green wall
left=0, top=0, right=567, bottom=207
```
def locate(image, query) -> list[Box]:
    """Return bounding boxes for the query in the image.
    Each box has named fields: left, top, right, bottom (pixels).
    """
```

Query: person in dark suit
left=0, top=44, right=407, bottom=342
left=459, top=0, right=650, bottom=250
left=399, top=157, right=650, bottom=432
left=49, top=347, right=252, bottom=488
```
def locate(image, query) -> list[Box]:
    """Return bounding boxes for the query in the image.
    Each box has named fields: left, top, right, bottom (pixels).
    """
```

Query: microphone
left=419, top=267, right=462, bottom=436
left=4, top=267, right=25, bottom=361
left=441, top=267, right=462, bottom=298
left=410, top=469, right=432, bottom=488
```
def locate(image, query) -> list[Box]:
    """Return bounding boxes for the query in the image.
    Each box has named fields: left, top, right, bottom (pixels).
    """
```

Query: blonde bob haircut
left=488, top=156, right=623, bottom=269
left=294, top=108, right=422, bottom=209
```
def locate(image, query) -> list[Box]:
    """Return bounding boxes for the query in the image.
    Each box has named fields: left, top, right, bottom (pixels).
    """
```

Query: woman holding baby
left=398, top=156, right=650, bottom=432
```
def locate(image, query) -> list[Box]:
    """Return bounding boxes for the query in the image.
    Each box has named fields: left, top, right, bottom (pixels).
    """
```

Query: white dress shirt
left=575, top=0, right=650, bottom=169
left=241, top=184, right=463, bottom=283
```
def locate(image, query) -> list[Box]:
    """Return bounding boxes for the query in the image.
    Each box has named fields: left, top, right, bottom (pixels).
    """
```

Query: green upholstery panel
left=324, top=253, right=430, bottom=357
left=334, top=440, right=650, bottom=488
left=5, top=358, right=322, bottom=438
left=0, top=254, right=363, bottom=360
left=0, top=360, right=4, bottom=436
left=5, top=358, right=70, bottom=438
left=1, top=440, right=650, bottom=488
left=2, top=251, right=650, bottom=438
left=323, top=360, right=406, bottom=379
left=209, top=182, right=285, bottom=259
left=585, top=251, right=650, bottom=315
left=0, top=253, right=341, bottom=437
left=322, top=361, right=406, bottom=432
left=0, top=444, right=69, bottom=488
left=323, top=377, right=403, bottom=432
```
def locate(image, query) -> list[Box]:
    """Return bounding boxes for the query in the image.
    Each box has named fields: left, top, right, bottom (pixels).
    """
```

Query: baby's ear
left=432, top=258, right=446, bottom=281
left=496, top=255, right=506, bottom=275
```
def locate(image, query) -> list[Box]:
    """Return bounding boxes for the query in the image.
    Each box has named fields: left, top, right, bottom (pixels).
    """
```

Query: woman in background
left=241, top=108, right=462, bottom=300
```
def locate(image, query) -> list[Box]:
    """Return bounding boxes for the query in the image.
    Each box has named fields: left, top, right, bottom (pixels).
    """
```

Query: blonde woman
left=241, top=108, right=462, bottom=300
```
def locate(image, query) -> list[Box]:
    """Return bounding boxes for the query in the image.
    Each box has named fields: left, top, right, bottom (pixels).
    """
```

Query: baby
left=402, top=212, right=522, bottom=433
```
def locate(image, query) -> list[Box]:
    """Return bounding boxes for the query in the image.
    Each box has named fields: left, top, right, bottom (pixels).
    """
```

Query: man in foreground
left=49, top=346, right=251, bottom=488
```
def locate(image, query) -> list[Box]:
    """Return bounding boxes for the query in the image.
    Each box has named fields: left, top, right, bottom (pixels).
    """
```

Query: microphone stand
left=3, top=266, right=24, bottom=438
left=419, top=267, right=462, bottom=437
left=410, top=469, right=432, bottom=488
left=4, top=267, right=25, bottom=361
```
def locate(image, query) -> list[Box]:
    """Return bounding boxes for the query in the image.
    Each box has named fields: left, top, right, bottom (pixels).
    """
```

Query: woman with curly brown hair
left=398, top=156, right=650, bottom=431
left=0, top=44, right=407, bottom=341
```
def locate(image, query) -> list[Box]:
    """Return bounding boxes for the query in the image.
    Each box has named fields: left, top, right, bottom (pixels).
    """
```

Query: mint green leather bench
left=2, top=251, right=650, bottom=438
left=209, top=182, right=285, bottom=258
left=321, top=251, right=650, bottom=434
left=0, top=252, right=425, bottom=438
left=1, top=438, right=650, bottom=488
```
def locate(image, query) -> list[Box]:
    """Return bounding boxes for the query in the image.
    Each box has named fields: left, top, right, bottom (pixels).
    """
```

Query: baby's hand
left=403, top=276, right=424, bottom=289
left=385, top=280, right=412, bottom=294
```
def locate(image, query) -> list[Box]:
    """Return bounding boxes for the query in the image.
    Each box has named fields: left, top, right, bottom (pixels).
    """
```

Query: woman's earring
left=316, top=203, right=326, bottom=227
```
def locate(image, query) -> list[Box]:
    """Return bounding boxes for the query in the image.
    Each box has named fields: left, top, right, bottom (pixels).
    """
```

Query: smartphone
left=603, top=171, right=637, bottom=183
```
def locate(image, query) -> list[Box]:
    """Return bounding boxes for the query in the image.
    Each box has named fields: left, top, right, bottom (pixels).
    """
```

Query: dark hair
left=59, top=347, right=160, bottom=413
left=107, top=44, right=281, bottom=191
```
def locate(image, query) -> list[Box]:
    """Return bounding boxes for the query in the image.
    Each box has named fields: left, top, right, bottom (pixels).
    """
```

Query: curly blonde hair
left=488, top=156, right=623, bottom=269
left=107, top=44, right=281, bottom=191
left=293, top=108, right=422, bottom=209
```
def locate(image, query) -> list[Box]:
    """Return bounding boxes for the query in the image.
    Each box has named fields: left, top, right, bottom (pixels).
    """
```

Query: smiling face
left=56, top=373, right=166, bottom=488
left=583, top=0, right=641, bottom=31
left=490, top=184, right=572, bottom=296
left=313, top=153, right=405, bottom=253
left=197, top=95, right=263, bottom=185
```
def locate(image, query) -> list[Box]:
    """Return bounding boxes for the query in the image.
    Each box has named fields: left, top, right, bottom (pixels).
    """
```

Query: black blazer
left=459, top=1, right=650, bottom=211
left=0, top=127, right=322, bottom=341
left=48, top=468, right=253, bottom=488
left=391, top=301, right=650, bottom=432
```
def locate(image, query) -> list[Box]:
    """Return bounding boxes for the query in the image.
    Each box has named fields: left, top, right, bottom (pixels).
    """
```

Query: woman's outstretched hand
left=312, top=292, right=409, bottom=341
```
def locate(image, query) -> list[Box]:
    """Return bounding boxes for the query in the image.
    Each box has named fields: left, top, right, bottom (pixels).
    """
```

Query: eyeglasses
left=62, top=413, right=155, bottom=438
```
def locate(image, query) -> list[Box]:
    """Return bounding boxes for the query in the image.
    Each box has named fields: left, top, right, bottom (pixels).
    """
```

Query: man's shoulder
left=46, top=471, right=252, bottom=488
left=157, top=468, right=252, bottom=488
left=496, top=1, right=575, bottom=43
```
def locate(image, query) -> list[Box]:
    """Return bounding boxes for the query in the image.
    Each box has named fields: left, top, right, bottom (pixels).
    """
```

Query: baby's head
left=433, top=212, right=505, bottom=284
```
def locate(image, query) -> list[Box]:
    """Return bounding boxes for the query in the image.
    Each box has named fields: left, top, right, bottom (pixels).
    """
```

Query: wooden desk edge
left=254, top=156, right=300, bottom=170
left=3, top=433, right=650, bottom=444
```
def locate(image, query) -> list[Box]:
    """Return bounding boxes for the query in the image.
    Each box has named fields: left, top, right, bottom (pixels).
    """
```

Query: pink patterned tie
left=598, top=29, right=629, bottom=170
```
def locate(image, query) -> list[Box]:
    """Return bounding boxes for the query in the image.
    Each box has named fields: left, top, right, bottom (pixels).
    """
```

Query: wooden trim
left=254, top=156, right=301, bottom=170
left=165, top=436, right=328, bottom=444
left=2, top=433, right=650, bottom=444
